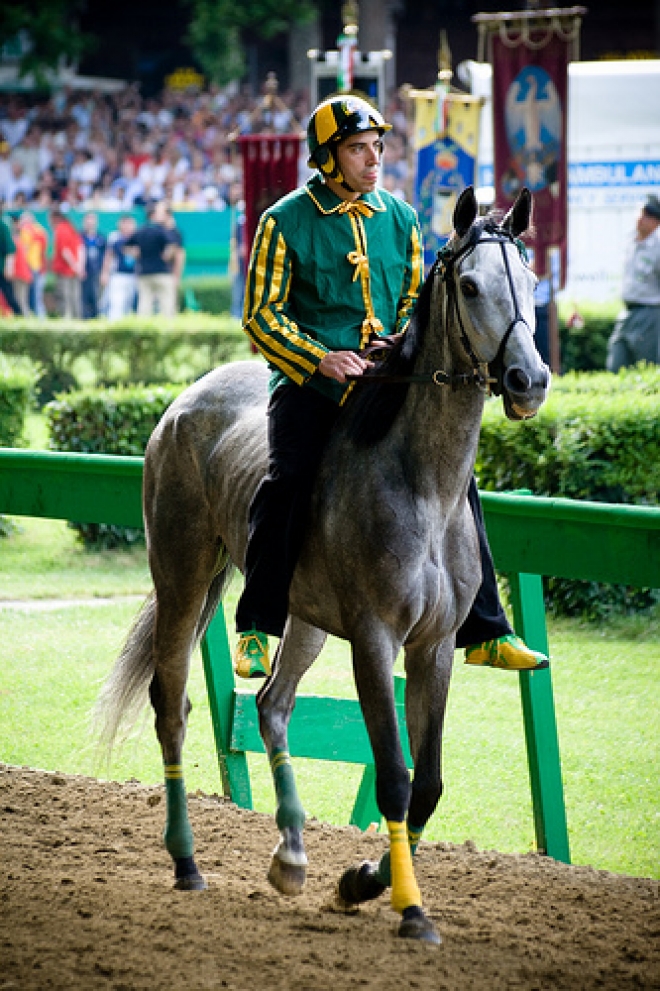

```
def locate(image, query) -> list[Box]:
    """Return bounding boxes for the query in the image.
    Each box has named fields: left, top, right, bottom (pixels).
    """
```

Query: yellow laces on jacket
left=342, top=204, right=384, bottom=345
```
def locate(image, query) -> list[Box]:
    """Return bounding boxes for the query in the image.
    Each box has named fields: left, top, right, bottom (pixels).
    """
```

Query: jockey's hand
left=318, top=351, right=372, bottom=383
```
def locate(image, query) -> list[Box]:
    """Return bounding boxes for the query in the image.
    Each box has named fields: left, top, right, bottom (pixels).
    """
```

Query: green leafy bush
left=0, top=355, right=39, bottom=448
left=557, top=300, right=619, bottom=372
left=181, top=275, right=232, bottom=315
left=477, top=365, right=660, bottom=618
left=45, top=382, right=186, bottom=548
left=0, top=313, right=248, bottom=404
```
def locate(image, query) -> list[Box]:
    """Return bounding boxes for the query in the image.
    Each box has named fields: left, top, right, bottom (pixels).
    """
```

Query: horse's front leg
left=404, top=639, right=453, bottom=835
left=257, top=617, right=327, bottom=896
left=344, top=628, right=441, bottom=945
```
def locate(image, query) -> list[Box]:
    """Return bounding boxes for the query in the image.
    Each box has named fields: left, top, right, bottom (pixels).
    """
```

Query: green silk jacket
left=242, top=173, right=424, bottom=403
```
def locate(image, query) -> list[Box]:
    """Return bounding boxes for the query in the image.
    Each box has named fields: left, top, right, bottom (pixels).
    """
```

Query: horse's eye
left=460, top=277, right=478, bottom=299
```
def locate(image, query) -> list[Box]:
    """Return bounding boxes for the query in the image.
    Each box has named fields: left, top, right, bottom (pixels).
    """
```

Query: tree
left=185, top=0, right=316, bottom=87
left=0, top=0, right=93, bottom=87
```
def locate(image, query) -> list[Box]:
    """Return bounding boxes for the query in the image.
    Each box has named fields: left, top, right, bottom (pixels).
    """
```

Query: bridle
left=350, top=222, right=533, bottom=394
left=438, top=223, right=533, bottom=395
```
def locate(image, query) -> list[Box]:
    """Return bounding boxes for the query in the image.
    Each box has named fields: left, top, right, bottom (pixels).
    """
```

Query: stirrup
left=464, top=634, right=549, bottom=671
left=234, top=630, right=271, bottom=679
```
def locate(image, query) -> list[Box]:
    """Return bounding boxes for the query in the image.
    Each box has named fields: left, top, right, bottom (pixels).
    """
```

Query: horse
left=95, top=186, right=550, bottom=946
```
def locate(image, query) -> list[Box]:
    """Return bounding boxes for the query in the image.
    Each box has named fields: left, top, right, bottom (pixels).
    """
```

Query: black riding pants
left=235, top=382, right=512, bottom=646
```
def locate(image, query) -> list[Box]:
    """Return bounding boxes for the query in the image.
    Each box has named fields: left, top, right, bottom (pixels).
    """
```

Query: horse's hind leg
left=256, top=617, right=327, bottom=897
left=150, top=583, right=211, bottom=890
left=147, top=492, right=222, bottom=891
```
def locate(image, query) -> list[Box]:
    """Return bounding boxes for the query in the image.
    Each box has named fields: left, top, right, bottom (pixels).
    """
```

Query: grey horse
left=95, top=186, right=550, bottom=945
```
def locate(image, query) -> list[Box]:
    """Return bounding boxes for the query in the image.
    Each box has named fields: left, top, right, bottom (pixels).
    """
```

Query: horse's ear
left=453, top=186, right=478, bottom=238
left=502, top=187, right=532, bottom=237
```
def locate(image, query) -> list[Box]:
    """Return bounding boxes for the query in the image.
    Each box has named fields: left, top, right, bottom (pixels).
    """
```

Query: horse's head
left=440, top=186, right=550, bottom=421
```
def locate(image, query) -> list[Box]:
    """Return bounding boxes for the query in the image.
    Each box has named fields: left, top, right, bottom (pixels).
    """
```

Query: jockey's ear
left=503, top=187, right=532, bottom=237
left=453, top=186, right=478, bottom=238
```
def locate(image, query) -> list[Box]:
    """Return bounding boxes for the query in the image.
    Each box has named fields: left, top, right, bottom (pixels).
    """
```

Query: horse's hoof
left=174, top=873, right=207, bottom=891
left=398, top=906, right=442, bottom=946
left=329, top=884, right=361, bottom=915
left=267, top=855, right=306, bottom=897
left=338, top=861, right=387, bottom=907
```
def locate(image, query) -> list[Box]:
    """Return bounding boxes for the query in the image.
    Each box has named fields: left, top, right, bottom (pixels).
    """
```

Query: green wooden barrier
left=3, top=448, right=659, bottom=862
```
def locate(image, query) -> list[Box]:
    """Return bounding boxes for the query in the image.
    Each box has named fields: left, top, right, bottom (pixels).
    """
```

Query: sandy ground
left=1, top=763, right=658, bottom=991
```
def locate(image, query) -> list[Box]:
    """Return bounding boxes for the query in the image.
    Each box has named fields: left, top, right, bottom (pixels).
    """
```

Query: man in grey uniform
left=607, top=194, right=660, bottom=371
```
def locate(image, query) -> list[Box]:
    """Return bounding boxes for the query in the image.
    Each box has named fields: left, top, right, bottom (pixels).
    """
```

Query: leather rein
left=348, top=225, right=531, bottom=395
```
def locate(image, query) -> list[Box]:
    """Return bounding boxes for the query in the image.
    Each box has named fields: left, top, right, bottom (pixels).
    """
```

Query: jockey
left=233, top=94, right=548, bottom=678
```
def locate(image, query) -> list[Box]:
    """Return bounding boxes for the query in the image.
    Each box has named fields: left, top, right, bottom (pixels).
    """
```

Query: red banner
left=492, top=30, right=569, bottom=286
left=237, top=135, right=301, bottom=258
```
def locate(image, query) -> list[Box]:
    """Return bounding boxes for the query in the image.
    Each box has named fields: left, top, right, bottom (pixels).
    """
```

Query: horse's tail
left=93, top=557, right=235, bottom=763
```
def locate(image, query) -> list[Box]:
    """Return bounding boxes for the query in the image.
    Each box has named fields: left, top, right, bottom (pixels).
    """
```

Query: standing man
left=607, top=194, right=660, bottom=371
left=233, top=95, right=547, bottom=678
left=163, top=206, right=185, bottom=312
left=124, top=201, right=177, bottom=317
left=100, top=214, right=138, bottom=320
left=50, top=207, right=84, bottom=319
left=81, top=212, right=107, bottom=319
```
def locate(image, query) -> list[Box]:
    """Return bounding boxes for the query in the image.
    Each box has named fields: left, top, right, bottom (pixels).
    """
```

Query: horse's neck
left=402, top=279, right=485, bottom=493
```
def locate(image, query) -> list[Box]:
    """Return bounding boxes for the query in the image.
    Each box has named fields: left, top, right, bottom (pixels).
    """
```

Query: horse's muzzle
left=502, top=364, right=550, bottom=421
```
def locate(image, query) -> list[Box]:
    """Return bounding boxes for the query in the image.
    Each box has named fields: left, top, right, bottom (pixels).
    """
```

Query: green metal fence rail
left=3, top=447, right=659, bottom=862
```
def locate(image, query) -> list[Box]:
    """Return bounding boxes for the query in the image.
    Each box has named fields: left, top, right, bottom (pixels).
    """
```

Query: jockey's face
left=331, top=129, right=384, bottom=199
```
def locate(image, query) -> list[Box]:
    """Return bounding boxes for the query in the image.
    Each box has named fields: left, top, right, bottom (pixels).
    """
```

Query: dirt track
left=1, top=763, right=658, bottom=991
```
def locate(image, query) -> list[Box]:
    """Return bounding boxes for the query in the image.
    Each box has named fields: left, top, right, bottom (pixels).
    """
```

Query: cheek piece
left=314, top=142, right=362, bottom=194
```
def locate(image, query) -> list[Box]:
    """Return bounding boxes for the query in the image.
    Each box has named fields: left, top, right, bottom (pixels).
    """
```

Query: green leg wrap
left=163, top=765, right=194, bottom=861
left=407, top=823, right=424, bottom=857
left=374, top=824, right=424, bottom=886
left=270, top=749, right=305, bottom=833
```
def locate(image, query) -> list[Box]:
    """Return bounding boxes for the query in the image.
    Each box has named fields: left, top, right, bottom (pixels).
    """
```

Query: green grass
left=1, top=515, right=658, bottom=881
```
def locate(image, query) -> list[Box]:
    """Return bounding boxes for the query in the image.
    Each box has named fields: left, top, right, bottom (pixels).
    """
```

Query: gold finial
left=342, top=1, right=359, bottom=36
left=437, top=30, right=452, bottom=84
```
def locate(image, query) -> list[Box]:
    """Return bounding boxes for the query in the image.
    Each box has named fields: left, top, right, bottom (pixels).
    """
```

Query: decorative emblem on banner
left=412, top=93, right=483, bottom=269
left=504, top=66, right=562, bottom=195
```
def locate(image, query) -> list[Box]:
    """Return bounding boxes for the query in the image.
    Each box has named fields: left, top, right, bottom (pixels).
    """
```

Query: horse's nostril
left=504, top=366, right=532, bottom=394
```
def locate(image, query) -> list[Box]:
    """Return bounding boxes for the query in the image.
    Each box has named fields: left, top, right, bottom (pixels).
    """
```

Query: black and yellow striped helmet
left=307, top=96, right=392, bottom=184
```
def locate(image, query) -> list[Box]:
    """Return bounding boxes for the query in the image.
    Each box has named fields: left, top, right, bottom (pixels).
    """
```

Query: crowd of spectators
left=0, top=82, right=412, bottom=215
left=0, top=80, right=412, bottom=318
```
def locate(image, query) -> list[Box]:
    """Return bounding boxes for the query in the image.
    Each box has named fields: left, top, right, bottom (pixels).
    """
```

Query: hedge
left=0, top=313, right=249, bottom=404
left=45, top=382, right=188, bottom=548
left=0, top=299, right=618, bottom=408
left=0, top=355, right=39, bottom=448
left=181, top=275, right=232, bottom=315
left=476, top=364, right=660, bottom=617
left=557, top=300, right=619, bottom=373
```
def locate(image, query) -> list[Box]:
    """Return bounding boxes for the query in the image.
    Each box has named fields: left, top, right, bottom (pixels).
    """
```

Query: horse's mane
left=338, top=261, right=438, bottom=447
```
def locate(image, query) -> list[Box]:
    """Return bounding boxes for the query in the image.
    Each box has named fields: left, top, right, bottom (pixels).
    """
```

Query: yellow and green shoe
left=465, top=634, right=549, bottom=671
left=233, top=630, right=271, bottom=679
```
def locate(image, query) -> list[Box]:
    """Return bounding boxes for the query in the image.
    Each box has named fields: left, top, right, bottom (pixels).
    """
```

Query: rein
left=348, top=225, right=530, bottom=393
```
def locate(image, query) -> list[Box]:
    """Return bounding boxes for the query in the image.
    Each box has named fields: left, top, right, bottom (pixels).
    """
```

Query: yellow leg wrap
left=387, top=820, right=422, bottom=914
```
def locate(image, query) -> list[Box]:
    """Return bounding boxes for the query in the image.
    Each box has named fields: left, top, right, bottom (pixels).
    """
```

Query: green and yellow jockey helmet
left=307, top=95, right=392, bottom=184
